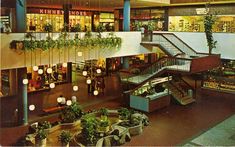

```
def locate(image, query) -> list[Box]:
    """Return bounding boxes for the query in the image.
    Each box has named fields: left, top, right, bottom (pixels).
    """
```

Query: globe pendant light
left=57, top=97, right=62, bottom=103
left=96, top=68, right=101, bottom=74
left=38, top=69, right=43, bottom=74
left=93, top=90, right=99, bottom=96
left=47, top=68, right=52, bottom=74
left=22, top=79, right=29, bottom=85
left=86, top=78, right=91, bottom=84
left=82, top=71, right=88, bottom=76
left=66, top=100, right=72, bottom=106
left=49, top=83, right=55, bottom=89
left=33, top=66, right=39, bottom=71
left=29, top=104, right=35, bottom=111
left=73, top=85, right=78, bottom=91
left=62, top=62, right=67, bottom=67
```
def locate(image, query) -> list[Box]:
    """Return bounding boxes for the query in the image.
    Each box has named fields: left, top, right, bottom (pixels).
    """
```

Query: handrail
left=160, top=33, right=197, bottom=55
left=159, top=34, right=185, bottom=55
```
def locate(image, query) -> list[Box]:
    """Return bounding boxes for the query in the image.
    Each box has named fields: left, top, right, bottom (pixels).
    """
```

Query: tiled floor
left=184, top=114, right=235, bottom=146
left=0, top=75, right=235, bottom=146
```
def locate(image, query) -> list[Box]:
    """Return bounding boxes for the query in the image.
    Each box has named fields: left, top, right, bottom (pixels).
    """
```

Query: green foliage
left=35, top=128, right=47, bottom=140
left=58, top=130, right=72, bottom=144
left=81, top=114, right=98, bottom=144
left=10, top=32, right=122, bottom=52
left=147, top=21, right=155, bottom=32
left=43, top=23, right=53, bottom=32
left=39, top=121, right=51, bottom=130
left=98, top=119, right=109, bottom=127
left=72, top=23, right=82, bottom=32
left=60, top=102, right=83, bottom=123
left=133, top=21, right=142, bottom=31
left=118, top=108, right=131, bottom=120
left=203, top=4, right=217, bottom=54
left=99, top=108, right=108, bottom=116
left=96, top=24, right=106, bottom=33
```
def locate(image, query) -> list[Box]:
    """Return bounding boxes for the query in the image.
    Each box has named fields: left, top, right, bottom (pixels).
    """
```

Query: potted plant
left=98, top=119, right=109, bottom=133
left=99, top=108, right=108, bottom=121
left=60, top=102, right=83, bottom=124
left=58, top=130, right=72, bottom=147
left=80, top=114, right=98, bottom=145
left=203, top=4, right=217, bottom=55
left=118, top=108, right=131, bottom=121
left=35, top=128, right=48, bottom=147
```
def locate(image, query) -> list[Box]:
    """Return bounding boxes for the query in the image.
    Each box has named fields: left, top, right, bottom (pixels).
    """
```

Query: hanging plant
left=9, top=32, right=122, bottom=52
left=72, top=23, right=82, bottom=32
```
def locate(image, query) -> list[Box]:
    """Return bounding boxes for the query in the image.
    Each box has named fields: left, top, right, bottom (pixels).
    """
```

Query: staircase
left=166, top=76, right=195, bottom=105
left=121, top=57, right=191, bottom=85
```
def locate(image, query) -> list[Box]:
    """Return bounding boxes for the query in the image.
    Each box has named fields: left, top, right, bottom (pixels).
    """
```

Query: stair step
left=181, top=98, right=195, bottom=105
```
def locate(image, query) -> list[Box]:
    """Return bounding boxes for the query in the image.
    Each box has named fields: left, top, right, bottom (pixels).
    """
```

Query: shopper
left=3, top=24, right=12, bottom=34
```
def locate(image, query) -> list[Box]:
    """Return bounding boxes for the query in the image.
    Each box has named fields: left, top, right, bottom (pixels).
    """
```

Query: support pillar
left=16, top=0, right=26, bottom=32
left=63, top=4, right=72, bottom=31
left=123, top=57, right=130, bottom=69
left=22, top=84, right=28, bottom=125
left=123, top=0, right=130, bottom=31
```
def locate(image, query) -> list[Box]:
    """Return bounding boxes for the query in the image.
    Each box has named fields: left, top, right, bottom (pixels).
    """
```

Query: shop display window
left=202, top=60, right=235, bottom=92
left=169, top=15, right=235, bottom=33
left=0, top=69, right=18, bottom=97
left=26, top=63, right=68, bottom=92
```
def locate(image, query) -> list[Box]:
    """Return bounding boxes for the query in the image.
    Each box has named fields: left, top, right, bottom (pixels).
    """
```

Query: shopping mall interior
left=0, top=0, right=235, bottom=146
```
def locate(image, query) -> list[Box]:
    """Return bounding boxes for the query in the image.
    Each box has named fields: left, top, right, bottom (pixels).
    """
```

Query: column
left=123, top=0, right=130, bottom=31
left=16, top=0, right=26, bottom=32
left=63, top=4, right=72, bottom=31
left=22, top=83, right=28, bottom=125
left=123, top=57, right=129, bottom=69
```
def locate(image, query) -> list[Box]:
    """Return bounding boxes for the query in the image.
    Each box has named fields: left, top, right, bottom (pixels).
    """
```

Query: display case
left=130, top=77, right=171, bottom=112
left=202, top=60, right=235, bottom=93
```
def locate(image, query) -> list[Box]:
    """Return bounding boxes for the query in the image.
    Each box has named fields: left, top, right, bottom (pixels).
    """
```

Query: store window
left=99, top=13, right=114, bottom=31
left=169, top=15, right=235, bottom=32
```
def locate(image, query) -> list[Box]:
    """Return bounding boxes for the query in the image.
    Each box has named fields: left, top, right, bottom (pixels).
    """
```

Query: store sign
left=27, top=8, right=91, bottom=16
left=196, top=8, right=209, bottom=15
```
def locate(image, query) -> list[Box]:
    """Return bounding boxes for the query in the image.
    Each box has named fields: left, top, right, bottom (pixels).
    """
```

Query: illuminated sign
left=27, top=8, right=91, bottom=16
left=196, top=8, right=209, bottom=15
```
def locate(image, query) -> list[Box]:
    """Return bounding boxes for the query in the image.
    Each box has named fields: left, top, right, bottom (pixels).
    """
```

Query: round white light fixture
left=22, top=79, right=29, bottom=85
left=66, top=100, right=72, bottom=106
left=49, top=83, right=55, bottom=89
left=47, top=68, right=52, bottom=74
left=38, top=69, right=43, bottom=74
left=71, top=96, right=77, bottom=102
left=96, top=69, right=101, bottom=74
left=82, top=71, right=88, bottom=76
left=57, top=97, right=62, bottom=103
left=73, top=85, right=78, bottom=91
left=86, top=78, right=91, bottom=84
left=77, top=52, right=83, bottom=57
left=62, top=63, right=67, bottom=67
left=29, top=104, right=35, bottom=111
left=93, top=90, right=99, bottom=96
left=33, top=66, right=39, bottom=71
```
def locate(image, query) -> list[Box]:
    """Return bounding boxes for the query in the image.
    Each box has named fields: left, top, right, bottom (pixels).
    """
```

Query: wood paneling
left=190, top=54, right=221, bottom=73
left=171, top=0, right=234, bottom=4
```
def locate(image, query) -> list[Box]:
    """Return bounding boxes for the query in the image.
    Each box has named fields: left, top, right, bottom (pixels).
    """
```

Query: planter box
left=130, top=92, right=170, bottom=112
left=60, top=120, right=81, bottom=129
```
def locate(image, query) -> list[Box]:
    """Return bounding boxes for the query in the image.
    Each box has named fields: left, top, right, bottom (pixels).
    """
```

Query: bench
left=43, top=106, right=65, bottom=113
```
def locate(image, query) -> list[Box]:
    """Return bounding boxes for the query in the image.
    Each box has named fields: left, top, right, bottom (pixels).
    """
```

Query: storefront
left=116, top=8, right=167, bottom=31
left=168, top=4, right=235, bottom=33
left=26, top=7, right=114, bottom=32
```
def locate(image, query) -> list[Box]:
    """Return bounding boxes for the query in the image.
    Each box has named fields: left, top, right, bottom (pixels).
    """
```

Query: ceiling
left=1, top=0, right=235, bottom=11
left=26, top=0, right=170, bottom=11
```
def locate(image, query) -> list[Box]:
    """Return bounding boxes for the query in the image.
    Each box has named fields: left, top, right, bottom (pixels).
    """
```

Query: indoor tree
left=203, top=3, right=217, bottom=54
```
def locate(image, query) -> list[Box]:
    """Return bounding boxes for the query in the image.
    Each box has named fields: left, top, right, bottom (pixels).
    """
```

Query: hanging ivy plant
left=9, top=32, right=122, bottom=52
